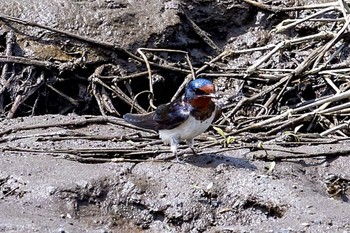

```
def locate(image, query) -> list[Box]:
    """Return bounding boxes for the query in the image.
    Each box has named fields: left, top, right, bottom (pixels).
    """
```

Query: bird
left=123, top=78, right=219, bottom=161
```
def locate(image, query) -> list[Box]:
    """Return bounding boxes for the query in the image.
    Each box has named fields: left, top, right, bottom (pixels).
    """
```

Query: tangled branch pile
left=0, top=0, right=350, bottom=144
left=217, top=0, right=350, bottom=141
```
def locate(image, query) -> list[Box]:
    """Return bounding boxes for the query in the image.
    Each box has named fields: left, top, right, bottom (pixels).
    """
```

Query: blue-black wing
left=123, top=98, right=190, bottom=131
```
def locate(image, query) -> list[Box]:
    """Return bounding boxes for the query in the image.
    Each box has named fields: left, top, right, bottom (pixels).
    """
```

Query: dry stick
left=114, top=71, right=149, bottom=82
left=235, top=115, right=278, bottom=129
left=232, top=44, right=276, bottom=54
left=304, top=56, right=350, bottom=77
left=100, top=86, right=120, bottom=116
left=295, top=90, right=350, bottom=113
left=37, top=135, right=156, bottom=143
left=2, top=146, right=170, bottom=158
left=0, top=56, right=79, bottom=74
left=242, top=0, right=339, bottom=12
left=326, top=43, right=347, bottom=66
left=225, top=33, right=334, bottom=124
left=118, top=83, right=143, bottom=113
left=46, top=84, right=80, bottom=107
left=274, top=75, right=292, bottom=107
left=185, top=53, right=196, bottom=84
left=273, top=6, right=338, bottom=33
left=227, top=44, right=329, bottom=130
left=257, top=91, right=279, bottom=116
left=136, top=48, right=157, bottom=110
left=273, top=57, right=316, bottom=110
left=310, top=17, right=345, bottom=22
left=319, top=115, right=347, bottom=137
left=136, top=48, right=195, bottom=110
left=0, top=186, right=19, bottom=200
left=313, top=15, right=350, bottom=69
left=198, top=72, right=277, bottom=82
left=91, top=66, right=121, bottom=116
left=0, top=55, right=54, bottom=68
left=255, top=147, right=350, bottom=161
left=319, top=101, right=350, bottom=114
left=246, top=41, right=286, bottom=75
left=235, top=89, right=350, bottom=135
left=91, top=82, right=107, bottom=116
left=91, top=65, right=110, bottom=115
left=321, top=121, right=349, bottom=136
left=324, top=75, right=341, bottom=93
left=318, top=102, right=350, bottom=136
left=71, top=157, right=168, bottom=164
left=31, top=91, right=40, bottom=116
left=274, top=140, right=341, bottom=146
left=0, top=130, right=83, bottom=143
left=310, top=16, right=350, bottom=135
left=226, top=31, right=332, bottom=57
left=128, top=90, right=153, bottom=113
left=318, top=115, right=347, bottom=137
left=219, top=33, right=331, bottom=125
left=338, top=0, right=350, bottom=24
left=265, top=113, right=314, bottom=135
left=181, top=9, right=221, bottom=52
left=0, top=116, right=154, bottom=137
left=1, top=146, right=137, bottom=154
left=0, top=118, right=103, bottom=137
left=317, top=76, right=345, bottom=136
left=221, top=75, right=291, bottom=126
left=0, top=31, right=16, bottom=112
left=324, top=112, right=350, bottom=116
left=245, top=31, right=334, bottom=76
left=7, top=71, right=45, bottom=118
left=92, top=76, right=146, bottom=113
left=319, top=67, right=350, bottom=74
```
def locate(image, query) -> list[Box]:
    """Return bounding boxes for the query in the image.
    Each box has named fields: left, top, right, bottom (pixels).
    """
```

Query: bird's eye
left=194, top=89, right=206, bottom=95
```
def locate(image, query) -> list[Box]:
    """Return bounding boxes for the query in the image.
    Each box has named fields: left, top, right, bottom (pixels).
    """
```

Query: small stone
left=313, top=219, right=322, bottom=225
left=159, top=193, right=166, bottom=198
left=301, top=222, right=310, bottom=227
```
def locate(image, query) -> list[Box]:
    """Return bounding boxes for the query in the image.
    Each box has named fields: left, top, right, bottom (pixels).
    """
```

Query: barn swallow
left=123, top=78, right=219, bottom=161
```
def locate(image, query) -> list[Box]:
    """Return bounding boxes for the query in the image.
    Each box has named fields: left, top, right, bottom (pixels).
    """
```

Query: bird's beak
left=201, top=93, right=220, bottom=98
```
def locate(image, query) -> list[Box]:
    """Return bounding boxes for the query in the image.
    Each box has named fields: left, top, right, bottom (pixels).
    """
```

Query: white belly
left=158, top=110, right=216, bottom=144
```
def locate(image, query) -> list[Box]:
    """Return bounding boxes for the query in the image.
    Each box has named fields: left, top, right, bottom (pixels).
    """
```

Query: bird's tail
left=123, top=112, right=159, bottom=130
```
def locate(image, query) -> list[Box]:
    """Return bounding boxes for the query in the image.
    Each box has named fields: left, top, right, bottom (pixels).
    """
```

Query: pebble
left=300, top=222, right=310, bottom=227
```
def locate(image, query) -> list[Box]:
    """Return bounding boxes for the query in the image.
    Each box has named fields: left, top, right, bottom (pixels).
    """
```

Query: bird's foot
left=190, top=147, right=198, bottom=156
left=175, top=155, right=186, bottom=164
left=174, top=150, right=192, bottom=163
left=174, top=148, right=197, bottom=163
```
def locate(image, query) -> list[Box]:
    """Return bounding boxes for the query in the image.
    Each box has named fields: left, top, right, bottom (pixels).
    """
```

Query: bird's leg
left=181, top=139, right=197, bottom=162
left=170, top=137, right=182, bottom=162
left=186, top=138, right=198, bottom=156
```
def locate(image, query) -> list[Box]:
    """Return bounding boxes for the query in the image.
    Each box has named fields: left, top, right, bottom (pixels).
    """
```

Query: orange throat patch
left=190, top=97, right=212, bottom=109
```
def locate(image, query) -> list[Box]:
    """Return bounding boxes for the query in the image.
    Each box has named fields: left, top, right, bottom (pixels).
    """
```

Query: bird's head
left=184, top=78, right=216, bottom=108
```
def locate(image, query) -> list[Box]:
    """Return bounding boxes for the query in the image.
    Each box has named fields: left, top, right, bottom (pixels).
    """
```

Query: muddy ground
left=0, top=0, right=350, bottom=232
left=0, top=115, right=349, bottom=232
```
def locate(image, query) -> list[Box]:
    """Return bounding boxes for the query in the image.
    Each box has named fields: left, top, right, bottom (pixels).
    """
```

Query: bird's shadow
left=185, top=153, right=257, bottom=170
